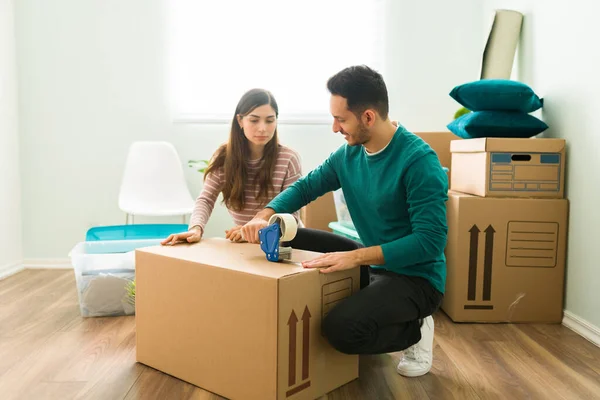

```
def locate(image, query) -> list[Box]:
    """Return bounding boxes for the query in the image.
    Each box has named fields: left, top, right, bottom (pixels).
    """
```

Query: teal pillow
left=450, top=79, right=543, bottom=113
left=447, top=111, right=548, bottom=139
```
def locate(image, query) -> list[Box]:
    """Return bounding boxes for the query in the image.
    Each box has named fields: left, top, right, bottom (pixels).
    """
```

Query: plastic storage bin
left=86, top=224, right=187, bottom=241
left=333, top=189, right=355, bottom=229
left=328, top=222, right=362, bottom=244
left=69, top=239, right=161, bottom=317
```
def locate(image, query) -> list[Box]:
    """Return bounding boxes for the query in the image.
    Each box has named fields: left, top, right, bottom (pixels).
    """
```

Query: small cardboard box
left=135, top=238, right=359, bottom=400
left=442, top=191, right=568, bottom=323
left=450, top=138, right=566, bottom=198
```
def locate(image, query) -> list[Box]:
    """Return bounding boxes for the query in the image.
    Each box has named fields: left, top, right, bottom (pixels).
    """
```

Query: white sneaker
left=396, top=315, right=434, bottom=377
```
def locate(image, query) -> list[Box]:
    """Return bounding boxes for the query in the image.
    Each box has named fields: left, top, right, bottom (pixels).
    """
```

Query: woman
left=162, top=88, right=302, bottom=245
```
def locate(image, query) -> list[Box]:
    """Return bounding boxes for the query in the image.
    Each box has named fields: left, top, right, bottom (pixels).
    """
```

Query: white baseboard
left=23, top=258, right=72, bottom=269
left=562, top=310, right=600, bottom=347
left=0, top=261, right=25, bottom=280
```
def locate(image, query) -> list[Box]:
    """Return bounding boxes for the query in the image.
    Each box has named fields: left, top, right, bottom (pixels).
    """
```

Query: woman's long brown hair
left=204, top=89, right=279, bottom=211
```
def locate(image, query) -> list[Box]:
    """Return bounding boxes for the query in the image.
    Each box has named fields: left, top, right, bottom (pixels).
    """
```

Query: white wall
left=385, top=0, right=484, bottom=130
left=0, top=0, right=23, bottom=278
left=15, top=0, right=482, bottom=262
left=483, top=0, right=600, bottom=328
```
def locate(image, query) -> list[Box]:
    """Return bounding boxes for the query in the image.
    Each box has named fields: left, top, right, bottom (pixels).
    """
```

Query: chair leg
left=125, top=213, right=128, bottom=225
left=131, top=214, right=135, bottom=224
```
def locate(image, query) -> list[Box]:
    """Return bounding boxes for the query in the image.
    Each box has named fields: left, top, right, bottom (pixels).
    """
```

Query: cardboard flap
left=451, top=138, right=565, bottom=154
left=137, top=238, right=322, bottom=280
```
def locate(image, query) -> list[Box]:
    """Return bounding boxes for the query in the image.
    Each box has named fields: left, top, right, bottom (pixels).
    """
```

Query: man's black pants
left=290, top=228, right=443, bottom=355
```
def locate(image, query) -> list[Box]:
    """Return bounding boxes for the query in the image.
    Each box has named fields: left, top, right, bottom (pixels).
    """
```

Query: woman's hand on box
left=161, top=226, right=202, bottom=246
left=225, top=226, right=245, bottom=243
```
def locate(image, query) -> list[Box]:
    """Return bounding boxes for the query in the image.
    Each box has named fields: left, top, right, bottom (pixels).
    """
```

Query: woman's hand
left=161, top=226, right=202, bottom=246
left=225, top=226, right=245, bottom=242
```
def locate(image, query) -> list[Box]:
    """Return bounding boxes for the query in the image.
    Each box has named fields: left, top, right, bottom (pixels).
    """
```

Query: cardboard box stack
left=443, top=137, right=569, bottom=323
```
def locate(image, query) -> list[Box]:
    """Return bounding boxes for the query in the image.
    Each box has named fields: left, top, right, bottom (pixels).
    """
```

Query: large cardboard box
left=135, top=238, right=359, bottom=400
left=300, top=191, right=337, bottom=232
left=443, top=191, right=568, bottom=323
left=450, top=138, right=566, bottom=198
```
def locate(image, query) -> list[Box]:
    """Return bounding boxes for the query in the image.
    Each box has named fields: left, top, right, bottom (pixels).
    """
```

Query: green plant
left=454, top=106, right=471, bottom=120
left=188, top=159, right=210, bottom=174
left=125, top=280, right=135, bottom=306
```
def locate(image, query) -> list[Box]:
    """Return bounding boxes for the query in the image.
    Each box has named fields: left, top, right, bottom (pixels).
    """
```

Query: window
left=168, top=0, right=386, bottom=124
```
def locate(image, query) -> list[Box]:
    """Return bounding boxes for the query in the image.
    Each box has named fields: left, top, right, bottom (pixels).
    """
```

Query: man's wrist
left=354, top=246, right=384, bottom=266
left=256, top=207, right=276, bottom=222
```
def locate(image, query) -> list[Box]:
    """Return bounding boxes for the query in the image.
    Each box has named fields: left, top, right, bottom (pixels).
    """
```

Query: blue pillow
left=447, top=111, right=548, bottom=139
left=450, top=79, right=543, bottom=113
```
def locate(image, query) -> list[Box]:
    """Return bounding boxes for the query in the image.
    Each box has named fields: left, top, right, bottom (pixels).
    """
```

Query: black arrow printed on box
left=287, top=310, right=298, bottom=387
left=301, top=306, right=311, bottom=381
left=468, top=224, right=480, bottom=301
left=483, top=225, right=495, bottom=301
left=286, top=306, right=312, bottom=398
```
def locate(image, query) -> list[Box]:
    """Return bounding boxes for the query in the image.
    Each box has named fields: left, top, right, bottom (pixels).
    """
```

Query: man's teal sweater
left=267, top=126, right=448, bottom=293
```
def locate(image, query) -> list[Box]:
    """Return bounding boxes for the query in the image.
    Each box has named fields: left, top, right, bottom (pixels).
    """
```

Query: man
left=241, top=65, right=448, bottom=377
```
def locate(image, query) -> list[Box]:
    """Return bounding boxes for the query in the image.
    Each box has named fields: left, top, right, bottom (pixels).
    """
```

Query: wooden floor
left=1, top=270, right=600, bottom=400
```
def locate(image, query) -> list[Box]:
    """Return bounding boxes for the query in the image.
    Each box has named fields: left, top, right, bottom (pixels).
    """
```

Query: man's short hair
left=327, top=65, right=389, bottom=119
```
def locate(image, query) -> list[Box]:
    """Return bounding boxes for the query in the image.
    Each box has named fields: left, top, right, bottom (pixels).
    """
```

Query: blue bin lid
left=85, top=224, right=188, bottom=241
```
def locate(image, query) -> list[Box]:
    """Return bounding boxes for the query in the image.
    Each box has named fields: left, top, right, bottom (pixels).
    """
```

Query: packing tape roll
left=268, top=213, right=298, bottom=241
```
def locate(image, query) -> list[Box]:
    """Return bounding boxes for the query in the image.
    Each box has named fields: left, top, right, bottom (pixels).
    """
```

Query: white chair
left=118, top=141, right=195, bottom=224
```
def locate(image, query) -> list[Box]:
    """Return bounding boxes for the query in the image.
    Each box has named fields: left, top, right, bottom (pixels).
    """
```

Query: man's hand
left=302, top=246, right=385, bottom=273
left=302, top=251, right=361, bottom=273
left=240, top=208, right=276, bottom=244
left=240, top=219, right=268, bottom=244
left=161, top=226, right=202, bottom=246
left=225, top=226, right=245, bottom=242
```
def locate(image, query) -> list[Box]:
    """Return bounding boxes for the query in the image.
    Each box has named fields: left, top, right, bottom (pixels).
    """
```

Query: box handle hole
left=511, top=154, right=532, bottom=162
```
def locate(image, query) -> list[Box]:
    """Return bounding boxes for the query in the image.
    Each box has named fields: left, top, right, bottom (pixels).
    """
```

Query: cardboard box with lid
left=450, top=137, right=566, bottom=199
